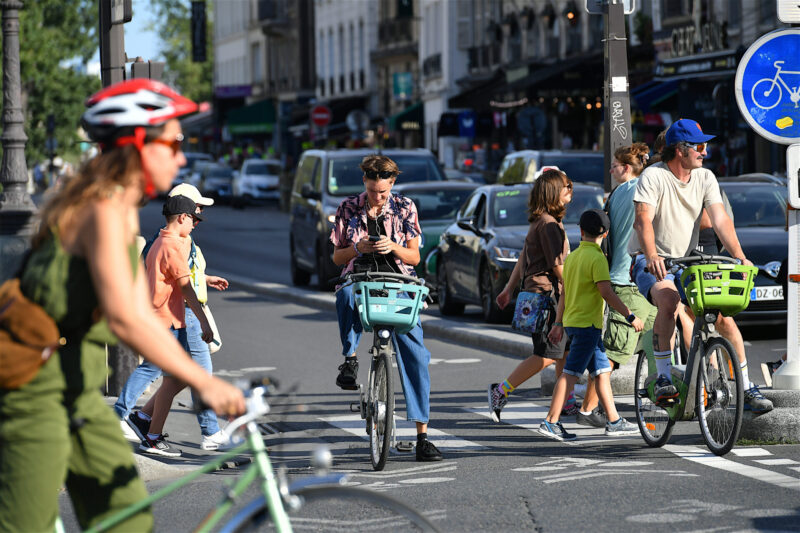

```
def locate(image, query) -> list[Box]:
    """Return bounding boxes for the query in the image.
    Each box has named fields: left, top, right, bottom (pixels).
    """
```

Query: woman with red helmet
left=0, top=79, right=245, bottom=532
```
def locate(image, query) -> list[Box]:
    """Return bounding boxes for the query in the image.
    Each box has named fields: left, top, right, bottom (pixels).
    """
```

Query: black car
left=436, top=183, right=604, bottom=323
left=289, top=148, right=446, bottom=290
left=718, top=178, right=787, bottom=325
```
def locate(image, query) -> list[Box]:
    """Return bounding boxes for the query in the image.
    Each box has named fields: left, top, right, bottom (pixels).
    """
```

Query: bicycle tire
left=369, top=350, right=394, bottom=470
left=695, top=337, right=744, bottom=456
left=633, top=350, right=676, bottom=447
left=225, top=485, right=440, bottom=532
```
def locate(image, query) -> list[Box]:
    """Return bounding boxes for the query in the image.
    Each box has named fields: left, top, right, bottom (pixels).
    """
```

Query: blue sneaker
left=744, top=385, right=773, bottom=414
left=538, top=420, right=577, bottom=441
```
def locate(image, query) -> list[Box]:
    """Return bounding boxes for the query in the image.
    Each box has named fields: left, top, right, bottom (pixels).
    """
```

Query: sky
left=87, top=0, right=161, bottom=77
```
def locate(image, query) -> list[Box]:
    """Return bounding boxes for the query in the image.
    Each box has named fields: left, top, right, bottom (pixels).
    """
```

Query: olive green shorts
left=603, top=285, right=656, bottom=366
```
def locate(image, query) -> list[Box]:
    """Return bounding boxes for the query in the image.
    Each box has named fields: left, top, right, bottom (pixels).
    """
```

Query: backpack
left=599, top=186, right=620, bottom=267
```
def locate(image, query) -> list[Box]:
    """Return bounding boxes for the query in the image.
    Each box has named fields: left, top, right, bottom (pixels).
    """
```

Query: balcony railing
left=422, top=52, right=442, bottom=79
left=468, top=43, right=501, bottom=71
left=377, top=17, right=414, bottom=45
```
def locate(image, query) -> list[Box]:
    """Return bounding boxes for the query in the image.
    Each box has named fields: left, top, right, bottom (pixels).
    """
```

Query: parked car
left=443, top=168, right=487, bottom=184
left=392, top=181, right=480, bottom=281
left=187, top=159, right=216, bottom=189
left=174, top=152, right=212, bottom=188
left=435, top=183, right=604, bottom=323
left=289, top=148, right=446, bottom=290
left=197, top=164, right=234, bottom=202
left=232, top=158, right=282, bottom=207
left=496, top=150, right=605, bottom=185
left=718, top=177, right=788, bottom=325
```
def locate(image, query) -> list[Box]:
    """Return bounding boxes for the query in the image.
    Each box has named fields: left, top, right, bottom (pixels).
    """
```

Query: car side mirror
left=301, top=182, right=321, bottom=200
left=456, top=217, right=481, bottom=235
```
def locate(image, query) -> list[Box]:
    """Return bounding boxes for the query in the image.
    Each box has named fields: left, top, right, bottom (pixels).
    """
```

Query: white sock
left=137, top=411, right=151, bottom=422
left=579, top=410, right=593, bottom=416
left=654, top=350, right=672, bottom=379
left=740, top=362, right=753, bottom=389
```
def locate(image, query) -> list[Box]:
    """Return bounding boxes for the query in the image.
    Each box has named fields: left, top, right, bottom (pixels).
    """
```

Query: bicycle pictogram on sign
left=751, top=61, right=800, bottom=111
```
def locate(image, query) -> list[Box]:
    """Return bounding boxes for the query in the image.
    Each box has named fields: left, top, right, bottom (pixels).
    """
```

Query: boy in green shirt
left=539, top=209, right=644, bottom=441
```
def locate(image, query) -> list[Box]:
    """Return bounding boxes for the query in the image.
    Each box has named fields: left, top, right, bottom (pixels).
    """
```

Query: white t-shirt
left=633, top=162, right=723, bottom=258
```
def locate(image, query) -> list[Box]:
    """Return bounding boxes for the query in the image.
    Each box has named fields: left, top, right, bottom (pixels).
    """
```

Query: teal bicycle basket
left=354, top=281, right=429, bottom=335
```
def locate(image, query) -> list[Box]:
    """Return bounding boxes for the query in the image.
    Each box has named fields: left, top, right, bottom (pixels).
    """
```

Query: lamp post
left=0, top=0, right=35, bottom=282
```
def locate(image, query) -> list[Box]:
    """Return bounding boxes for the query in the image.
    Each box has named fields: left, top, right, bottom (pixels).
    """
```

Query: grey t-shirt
left=633, top=162, right=723, bottom=258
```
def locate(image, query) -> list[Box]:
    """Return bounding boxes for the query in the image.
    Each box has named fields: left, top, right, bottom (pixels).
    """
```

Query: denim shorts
left=563, top=326, right=612, bottom=378
left=632, top=254, right=686, bottom=302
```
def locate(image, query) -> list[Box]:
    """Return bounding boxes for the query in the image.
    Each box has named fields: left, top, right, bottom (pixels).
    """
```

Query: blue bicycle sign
left=735, top=29, right=800, bottom=144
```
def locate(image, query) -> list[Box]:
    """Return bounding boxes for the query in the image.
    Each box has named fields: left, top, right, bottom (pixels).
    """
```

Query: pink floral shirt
left=330, top=191, right=421, bottom=277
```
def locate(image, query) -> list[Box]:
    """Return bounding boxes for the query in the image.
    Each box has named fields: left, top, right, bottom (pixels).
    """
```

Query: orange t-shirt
left=146, top=228, right=191, bottom=329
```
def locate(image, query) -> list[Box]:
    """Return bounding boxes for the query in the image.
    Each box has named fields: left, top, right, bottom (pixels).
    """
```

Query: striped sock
left=654, top=350, right=673, bottom=379
left=500, top=379, right=515, bottom=396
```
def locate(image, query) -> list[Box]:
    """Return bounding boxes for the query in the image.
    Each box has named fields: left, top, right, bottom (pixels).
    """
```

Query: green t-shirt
left=563, top=241, right=611, bottom=329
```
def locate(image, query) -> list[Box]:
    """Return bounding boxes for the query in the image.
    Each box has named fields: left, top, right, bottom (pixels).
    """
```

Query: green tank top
left=15, top=229, right=139, bottom=395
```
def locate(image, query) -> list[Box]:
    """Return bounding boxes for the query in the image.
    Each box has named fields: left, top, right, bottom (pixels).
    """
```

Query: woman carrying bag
left=487, top=169, right=576, bottom=422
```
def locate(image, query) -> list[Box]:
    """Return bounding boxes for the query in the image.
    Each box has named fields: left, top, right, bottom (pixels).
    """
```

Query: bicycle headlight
left=704, top=311, right=718, bottom=324
left=378, top=329, right=391, bottom=339
left=493, top=246, right=521, bottom=264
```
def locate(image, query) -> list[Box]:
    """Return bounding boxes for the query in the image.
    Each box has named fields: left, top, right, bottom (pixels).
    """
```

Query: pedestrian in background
left=489, top=169, right=575, bottom=422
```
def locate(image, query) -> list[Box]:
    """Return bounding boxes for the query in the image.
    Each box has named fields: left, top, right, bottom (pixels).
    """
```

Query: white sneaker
left=120, top=419, right=139, bottom=442
left=201, top=430, right=244, bottom=451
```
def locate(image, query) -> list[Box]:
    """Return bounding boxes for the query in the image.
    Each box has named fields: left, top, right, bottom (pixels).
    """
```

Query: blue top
left=608, top=178, right=638, bottom=285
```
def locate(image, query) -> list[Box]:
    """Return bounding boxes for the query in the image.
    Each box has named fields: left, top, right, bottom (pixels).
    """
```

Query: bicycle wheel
left=751, top=78, right=782, bottom=110
left=695, top=337, right=744, bottom=456
left=225, top=485, right=440, bottom=532
left=633, top=350, right=676, bottom=447
left=369, top=350, right=394, bottom=470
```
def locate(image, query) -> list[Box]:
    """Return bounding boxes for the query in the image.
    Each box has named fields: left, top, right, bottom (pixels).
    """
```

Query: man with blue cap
left=629, top=119, right=767, bottom=409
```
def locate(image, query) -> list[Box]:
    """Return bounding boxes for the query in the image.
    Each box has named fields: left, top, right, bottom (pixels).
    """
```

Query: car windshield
left=244, top=162, right=281, bottom=175
left=539, top=154, right=604, bottom=184
left=403, top=188, right=475, bottom=221
left=564, top=187, right=604, bottom=226
left=492, top=189, right=530, bottom=227
left=722, top=184, right=787, bottom=227
left=208, top=167, right=233, bottom=179
left=327, top=154, right=444, bottom=196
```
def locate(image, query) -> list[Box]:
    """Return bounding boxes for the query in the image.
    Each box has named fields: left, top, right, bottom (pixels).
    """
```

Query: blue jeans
left=113, top=308, right=220, bottom=436
left=563, top=326, right=612, bottom=378
left=336, top=284, right=431, bottom=423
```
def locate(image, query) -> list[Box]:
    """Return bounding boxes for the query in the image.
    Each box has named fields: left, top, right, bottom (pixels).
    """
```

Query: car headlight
left=493, top=246, right=521, bottom=263
left=762, top=260, right=782, bottom=279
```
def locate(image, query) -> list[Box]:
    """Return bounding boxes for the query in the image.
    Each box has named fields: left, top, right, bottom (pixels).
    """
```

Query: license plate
left=750, top=285, right=784, bottom=301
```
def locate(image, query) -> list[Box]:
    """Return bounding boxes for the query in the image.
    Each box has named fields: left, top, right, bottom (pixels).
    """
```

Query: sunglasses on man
left=680, top=141, right=706, bottom=153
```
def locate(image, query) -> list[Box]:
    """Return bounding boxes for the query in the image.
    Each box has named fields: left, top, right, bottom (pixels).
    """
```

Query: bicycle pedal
left=349, top=401, right=361, bottom=413
left=395, top=441, right=414, bottom=452
left=656, top=397, right=678, bottom=407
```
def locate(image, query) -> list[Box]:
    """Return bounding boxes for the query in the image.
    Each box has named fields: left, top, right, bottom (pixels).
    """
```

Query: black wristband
left=626, top=313, right=636, bottom=324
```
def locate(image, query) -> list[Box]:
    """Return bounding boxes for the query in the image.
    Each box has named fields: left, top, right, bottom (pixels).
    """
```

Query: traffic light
left=130, top=58, right=165, bottom=81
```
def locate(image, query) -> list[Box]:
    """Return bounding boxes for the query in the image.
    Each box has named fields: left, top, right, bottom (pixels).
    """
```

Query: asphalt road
left=56, top=201, right=798, bottom=532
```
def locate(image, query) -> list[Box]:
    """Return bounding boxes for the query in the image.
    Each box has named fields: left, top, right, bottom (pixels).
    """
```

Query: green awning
left=226, top=99, right=275, bottom=135
left=388, top=102, right=423, bottom=131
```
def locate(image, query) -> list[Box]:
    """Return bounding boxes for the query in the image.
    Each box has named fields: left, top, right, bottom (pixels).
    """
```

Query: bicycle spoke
left=696, top=338, right=743, bottom=455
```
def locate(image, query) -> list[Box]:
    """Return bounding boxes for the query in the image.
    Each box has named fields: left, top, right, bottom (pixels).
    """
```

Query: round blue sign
left=735, top=29, right=800, bottom=145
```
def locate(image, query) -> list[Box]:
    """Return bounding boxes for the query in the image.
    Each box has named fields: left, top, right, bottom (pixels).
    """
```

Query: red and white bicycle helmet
left=82, top=78, right=197, bottom=139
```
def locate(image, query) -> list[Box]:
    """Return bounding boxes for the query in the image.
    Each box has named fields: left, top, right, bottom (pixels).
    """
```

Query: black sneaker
left=415, top=438, right=443, bottom=462
left=126, top=411, right=151, bottom=442
left=336, top=357, right=359, bottom=390
left=487, top=383, right=508, bottom=423
left=654, top=375, right=679, bottom=405
left=576, top=408, right=607, bottom=428
left=139, top=434, right=182, bottom=457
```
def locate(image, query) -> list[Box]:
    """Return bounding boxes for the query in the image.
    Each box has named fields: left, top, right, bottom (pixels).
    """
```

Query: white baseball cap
left=168, top=183, right=214, bottom=206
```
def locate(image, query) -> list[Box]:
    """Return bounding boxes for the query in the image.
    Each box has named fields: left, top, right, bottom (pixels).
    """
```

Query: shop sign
left=655, top=49, right=737, bottom=80
left=670, top=22, right=728, bottom=58
left=393, top=72, right=413, bottom=101
left=735, top=28, right=800, bottom=145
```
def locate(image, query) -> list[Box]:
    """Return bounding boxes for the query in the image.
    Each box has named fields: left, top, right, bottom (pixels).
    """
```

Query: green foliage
left=146, top=0, right=213, bottom=103
left=0, top=0, right=100, bottom=164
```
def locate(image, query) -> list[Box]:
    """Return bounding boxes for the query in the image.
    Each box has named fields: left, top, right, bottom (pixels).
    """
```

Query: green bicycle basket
left=354, top=281, right=429, bottom=336
left=679, top=263, right=758, bottom=317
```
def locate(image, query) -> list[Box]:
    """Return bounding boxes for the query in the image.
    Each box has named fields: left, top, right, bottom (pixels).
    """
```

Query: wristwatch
left=626, top=313, right=636, bottom=324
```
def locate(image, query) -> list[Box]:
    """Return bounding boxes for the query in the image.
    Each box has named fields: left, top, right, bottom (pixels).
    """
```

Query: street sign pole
left=602, top=0, right=632, bottom=192
left=778, top=144, right=800, bottom=389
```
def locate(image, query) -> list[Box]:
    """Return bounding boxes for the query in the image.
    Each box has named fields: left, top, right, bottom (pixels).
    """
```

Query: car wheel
left=317, top=241, right=337, bottom=291
left=290, top=239, right=311, bottom=286
left=480, top=264, right=505, bottom=323
left=437, top=261, right=464, bottom=315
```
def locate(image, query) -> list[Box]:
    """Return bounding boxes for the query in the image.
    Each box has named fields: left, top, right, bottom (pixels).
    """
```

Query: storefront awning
left=225, top=99, right=275, bottom=135
left=388, top=102, right=423, bottom=132
left=654, top=49, right=739, bottom=81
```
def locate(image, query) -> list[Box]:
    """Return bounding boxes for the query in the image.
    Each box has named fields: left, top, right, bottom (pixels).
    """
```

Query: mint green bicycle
left=634, top=254, right=756, bottom=456
left=60, top=379, right=438, bottom=532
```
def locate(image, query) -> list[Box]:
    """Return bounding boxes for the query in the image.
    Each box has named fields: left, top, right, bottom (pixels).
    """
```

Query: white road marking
left=792, top=467, right=800, bottom=473
left=344, top=463, right=458, bottom=479
left=515, top=456, right=695, bottom=483
left=429, top=357, right=481, bottom=365
left=399, top=477, right=455, bottom=484
left=320, top=414, right=486, bottom=451
left=753, top=458, right=799, bottom=466
left=665, top=445, right=800, bottom=491
left=730, top=447, right=772, bottom=457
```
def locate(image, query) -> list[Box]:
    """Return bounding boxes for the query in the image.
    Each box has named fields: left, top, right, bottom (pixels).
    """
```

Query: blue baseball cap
left=665, top=119, right=715, bottom=146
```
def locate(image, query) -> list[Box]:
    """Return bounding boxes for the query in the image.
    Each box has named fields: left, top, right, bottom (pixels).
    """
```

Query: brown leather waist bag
left=0, top=278, right=65, bottom=389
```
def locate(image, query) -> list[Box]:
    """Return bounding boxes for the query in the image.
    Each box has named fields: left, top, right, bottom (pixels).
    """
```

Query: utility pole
left=0, top=0, right=35, bottom=282
left=602, top=0, right=632, bottom=192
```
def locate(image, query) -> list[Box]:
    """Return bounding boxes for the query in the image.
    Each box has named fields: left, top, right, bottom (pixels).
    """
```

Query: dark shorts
left=632, top=254, right=686, bottom=302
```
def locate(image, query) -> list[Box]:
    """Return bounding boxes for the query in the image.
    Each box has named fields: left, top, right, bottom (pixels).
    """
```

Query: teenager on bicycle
left=632, top=119, right=757, bottom=406
left=0, top=79, right=245, bottom=532
left=330, top=154, right=443, bottom=462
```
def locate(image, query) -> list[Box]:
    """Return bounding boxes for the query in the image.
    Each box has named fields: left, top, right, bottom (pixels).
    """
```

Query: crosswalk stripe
left=320, top=415, right=486, bottom=450
left=731, top=447, right=773, bottom=457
